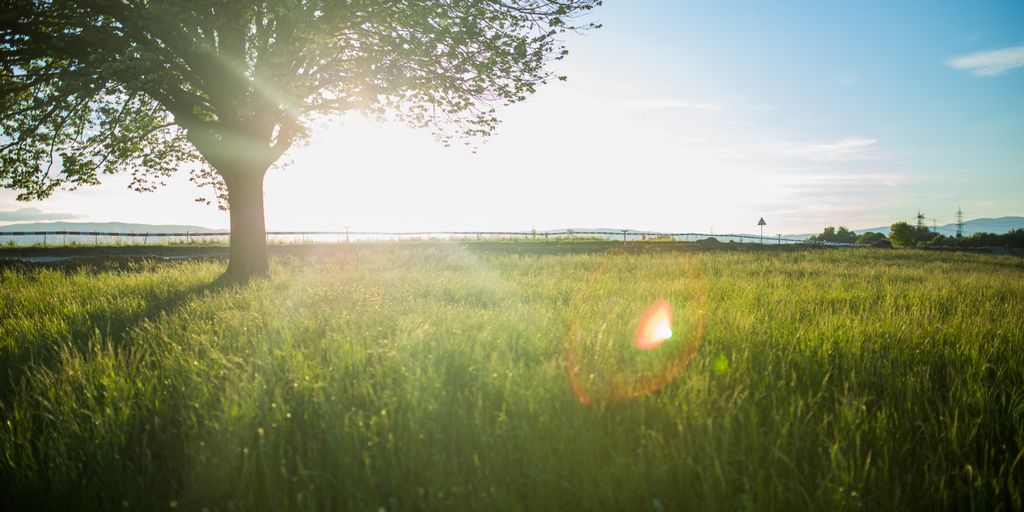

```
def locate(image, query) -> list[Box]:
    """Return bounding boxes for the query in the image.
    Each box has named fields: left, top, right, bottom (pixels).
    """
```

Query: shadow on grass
left=0, top=260, right=239, bottom=399
left=0, top=260, right=253, bottom=510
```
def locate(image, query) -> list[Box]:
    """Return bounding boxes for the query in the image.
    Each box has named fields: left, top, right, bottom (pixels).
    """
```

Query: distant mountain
left=0, top=221, right=224, bottom=245
left=0, top=221, right=222, bottom=233
left=789, top=216, right=1024, bottom=239
left=544, top=227, right=768, bottom=242
left=3, top=217, right=1021, bottom=241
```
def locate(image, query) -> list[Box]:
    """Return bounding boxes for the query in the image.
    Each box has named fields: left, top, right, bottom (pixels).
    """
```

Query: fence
left=0, top=229, right=858, bottom=247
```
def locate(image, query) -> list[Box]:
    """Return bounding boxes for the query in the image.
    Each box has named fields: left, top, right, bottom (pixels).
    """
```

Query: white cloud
left=557, top=81, right=725, bottom=112
left=836, top=73, right=859, bottom=86
left=962, top=32, right=983, bottom=43
left=947, top=44, right=1024, bottom=76
left=758, top=171, right=918, bottom=232
left=0, top=207, right=83, bottom=223
left=782, top=137, right=880, bottom=162
left=609, top=97, right=724, bottom=112
left=748, top=103, right=777, bottom=112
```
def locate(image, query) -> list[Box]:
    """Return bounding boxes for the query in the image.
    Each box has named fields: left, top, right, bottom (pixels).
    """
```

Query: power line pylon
left=955, top=206, right=964, bottom=238
left=916, top=210, right=925, bottom=229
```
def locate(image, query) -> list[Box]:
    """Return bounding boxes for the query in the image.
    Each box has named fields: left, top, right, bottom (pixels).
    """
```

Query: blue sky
left=1, top=1, right=1022, bottom=234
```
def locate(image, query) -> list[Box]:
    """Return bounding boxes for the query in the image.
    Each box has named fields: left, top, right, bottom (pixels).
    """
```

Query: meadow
left=0, top=242, right=1021, bottom=510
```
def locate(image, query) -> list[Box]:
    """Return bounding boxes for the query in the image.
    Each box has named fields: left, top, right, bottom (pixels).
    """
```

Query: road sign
left=757, top=217, right=766, bottom=243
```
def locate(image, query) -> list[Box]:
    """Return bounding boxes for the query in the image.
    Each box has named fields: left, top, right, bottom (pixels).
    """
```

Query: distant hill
left=544, top=228, right=770, bottom=242
left=0, top=221, right=223, bottom=233
left=0, top=221, right=224, bottom=245
left=2, top=217, right=1021, bottom=242
left=565, top=218, right=1024, bottom=240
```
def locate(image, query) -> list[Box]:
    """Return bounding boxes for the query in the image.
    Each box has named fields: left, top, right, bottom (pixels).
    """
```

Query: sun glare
left=635, top=299, right=673, bottom=350
left=655, top=324, right=673, bottom=340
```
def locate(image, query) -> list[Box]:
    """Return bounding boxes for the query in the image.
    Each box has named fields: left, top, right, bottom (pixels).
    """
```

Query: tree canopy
left=1, top=0, right=601, bottom=277
left=889, top=221, right=935, bottom=247
left=807, top=226, right=858, bottom=244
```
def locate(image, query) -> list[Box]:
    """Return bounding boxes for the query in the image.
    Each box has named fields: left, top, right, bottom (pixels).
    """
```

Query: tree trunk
left=222, top=169, right=269, bottom=280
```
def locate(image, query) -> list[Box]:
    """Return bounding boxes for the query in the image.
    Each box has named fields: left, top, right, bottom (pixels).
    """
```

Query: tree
left=1, top=0, right=601, bottom=279
left=888, top=222, right=916, bottom=247
left=834, top=226, right=857, bottom=244
left=811, top=226, right=837, bottom=242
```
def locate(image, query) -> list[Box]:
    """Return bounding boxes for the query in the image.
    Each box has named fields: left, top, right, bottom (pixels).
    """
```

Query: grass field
left=1, top=243, right=1022, bottom=510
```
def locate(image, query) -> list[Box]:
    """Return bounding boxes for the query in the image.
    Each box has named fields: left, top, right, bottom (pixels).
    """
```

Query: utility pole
left=956, top=207, right=965, bottom=238
left=932, top=218, right=937, bottom=232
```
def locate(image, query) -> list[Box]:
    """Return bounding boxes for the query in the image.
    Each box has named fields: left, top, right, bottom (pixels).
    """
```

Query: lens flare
left=635, top=299, right=673, bottom=350
left=564, top=249, right=706, bottom=405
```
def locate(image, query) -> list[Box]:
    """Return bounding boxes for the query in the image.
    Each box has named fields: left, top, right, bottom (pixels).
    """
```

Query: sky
left=2, top=0, right=1023, bottom=234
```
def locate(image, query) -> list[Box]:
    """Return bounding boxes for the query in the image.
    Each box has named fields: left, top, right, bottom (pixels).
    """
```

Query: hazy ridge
left=2, top=217, right=1022, bottom=240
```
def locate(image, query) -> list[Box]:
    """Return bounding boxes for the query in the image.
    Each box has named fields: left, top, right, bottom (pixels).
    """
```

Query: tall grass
left=0, top=244, right=1021, bottom=510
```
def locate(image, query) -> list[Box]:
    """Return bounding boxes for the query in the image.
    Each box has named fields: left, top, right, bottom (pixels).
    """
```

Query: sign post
left=757, top=217, right=767, bottom=244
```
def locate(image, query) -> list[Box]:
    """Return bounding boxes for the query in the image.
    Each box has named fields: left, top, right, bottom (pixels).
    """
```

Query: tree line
left=888, top=222, right=1024, bottom=248
left=807, top=223, right=1024, bottom=248
left=807, top=226, right=886, bottom=245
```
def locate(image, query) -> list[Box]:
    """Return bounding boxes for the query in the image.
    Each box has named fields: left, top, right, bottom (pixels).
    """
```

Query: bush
left=957, top=229, right=1024, bottom=248
left=856, top=231, right=887, bottom=245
